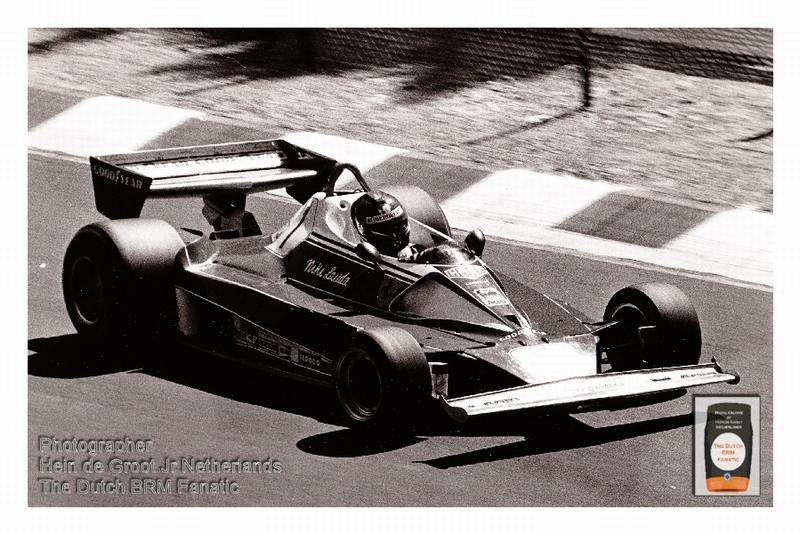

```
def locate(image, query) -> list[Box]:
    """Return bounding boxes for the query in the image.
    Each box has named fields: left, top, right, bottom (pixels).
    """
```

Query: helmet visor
left=366, top=218, right=410, bottom=254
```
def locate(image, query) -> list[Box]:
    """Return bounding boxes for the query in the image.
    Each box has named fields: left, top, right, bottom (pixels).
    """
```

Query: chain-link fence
left=301, top=28, right=772, bottom=104
left=589, top=29, right=772, bottom=85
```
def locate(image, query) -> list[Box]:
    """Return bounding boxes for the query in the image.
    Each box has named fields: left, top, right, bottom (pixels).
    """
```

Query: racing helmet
left=352, top=191, right=410, bottom=255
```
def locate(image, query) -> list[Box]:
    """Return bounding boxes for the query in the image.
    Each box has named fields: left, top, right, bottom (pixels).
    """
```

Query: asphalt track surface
left=27, top=125, right=772, bottom=508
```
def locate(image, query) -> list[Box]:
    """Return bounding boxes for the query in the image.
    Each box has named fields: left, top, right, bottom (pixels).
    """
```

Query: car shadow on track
left=29, top=334, right=431, bottom=456
left=417, top=412, right=694, bottom=469
left=28, top=335, right=146, bottom=378
left=296, top=430, right=427, bottom=457
left=295, top=407, right=694, bottom=460
left=28, top=334, right=349, bottom=425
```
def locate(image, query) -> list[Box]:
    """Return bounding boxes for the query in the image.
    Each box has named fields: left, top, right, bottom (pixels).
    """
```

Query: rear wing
left=89, top=139, right=338, bottom=219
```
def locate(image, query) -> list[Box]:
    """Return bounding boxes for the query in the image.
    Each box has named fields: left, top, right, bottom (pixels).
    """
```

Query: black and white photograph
left=7, top=0, right=797, bottom=531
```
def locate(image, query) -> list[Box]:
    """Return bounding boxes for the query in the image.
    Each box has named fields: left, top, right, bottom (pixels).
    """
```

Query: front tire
left=63, top=219, right=184, bottom=346
left=334, top=327, right=431, bottom=427
left=602, top=283, right=701, bottom=370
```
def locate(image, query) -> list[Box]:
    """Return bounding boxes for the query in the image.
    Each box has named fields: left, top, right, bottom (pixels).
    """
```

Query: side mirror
left=464, top=229, right=485, bottom=257
left=355, top=242, right=383, bottom=271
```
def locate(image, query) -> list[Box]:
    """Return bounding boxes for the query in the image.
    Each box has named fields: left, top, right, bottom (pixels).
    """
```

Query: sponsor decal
left=126, top=151, right=284, bottom=178
left=483, top=397, right=520, bottom=406
left=93, top=165, right=145, bottom=190
left=304, top=259, right=351, bottom=287
left=473, top=287, right=510, bottom=307
left=464, top=396, right=521, bottom=409
left=443, top=264, right=488, bottom=281
left=232, top=316, right=329, bottom=373
left=376, top=278, right=401, bottom=308
left=365, top=206, right=404, bottom=225
left=297, top=352, right=323, bottom=368
left=499, top=327, right=534, bottom=342
left=680, top=370, right=715, bottom=379
left=552, top=377, right=621, bottom=395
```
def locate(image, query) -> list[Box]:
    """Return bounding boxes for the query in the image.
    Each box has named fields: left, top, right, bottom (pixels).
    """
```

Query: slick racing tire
left=602, top=283, right=701, bottom=370
left=381, top=185, right=452, bottom=245
left=334, top=327, right=431, bottom=428
left=62, top=219, right=185, bottom=346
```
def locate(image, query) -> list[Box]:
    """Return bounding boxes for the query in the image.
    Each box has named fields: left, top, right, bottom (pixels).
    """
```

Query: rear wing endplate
left=440, top=360, right=740, bottom=422
left=89, top=139, right=338, bottom=219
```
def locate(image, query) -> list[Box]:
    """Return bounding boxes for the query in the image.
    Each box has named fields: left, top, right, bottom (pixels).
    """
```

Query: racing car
left=62, top=138, right=739, bottom=427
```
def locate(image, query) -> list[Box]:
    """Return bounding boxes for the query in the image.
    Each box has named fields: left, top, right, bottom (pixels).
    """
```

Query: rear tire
left=63, top=219, right=184, bottom=347
left=602, top=283, right=701, bottom=370
left=334, top=327, right=431, bottom=428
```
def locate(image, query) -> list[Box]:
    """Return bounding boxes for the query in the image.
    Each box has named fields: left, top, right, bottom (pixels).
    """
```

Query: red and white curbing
left=28, top=96, right=204, bottom=158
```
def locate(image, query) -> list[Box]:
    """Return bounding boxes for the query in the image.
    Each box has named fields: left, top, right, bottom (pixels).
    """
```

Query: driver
left=352, top=191, right=423, bottom=261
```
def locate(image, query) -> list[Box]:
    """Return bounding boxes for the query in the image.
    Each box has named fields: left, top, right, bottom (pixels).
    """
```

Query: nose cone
left=510, top=334, right=597, bottom=384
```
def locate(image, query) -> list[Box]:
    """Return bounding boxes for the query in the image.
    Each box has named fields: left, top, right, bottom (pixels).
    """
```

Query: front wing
left=440, top=360, right=739, bottom=422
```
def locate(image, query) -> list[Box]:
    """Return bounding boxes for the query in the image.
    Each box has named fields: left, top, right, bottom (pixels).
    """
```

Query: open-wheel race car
left=63, top=139, right=739, bottom=428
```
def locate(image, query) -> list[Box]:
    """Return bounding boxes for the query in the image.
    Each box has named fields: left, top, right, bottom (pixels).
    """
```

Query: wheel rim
left=609, top=303, right=649, bottom=368
left=612, top=303, right=648, bottom=332
left=69, top=256, right=105, bottom=326
left=336, top=349, right=383, bottom=422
